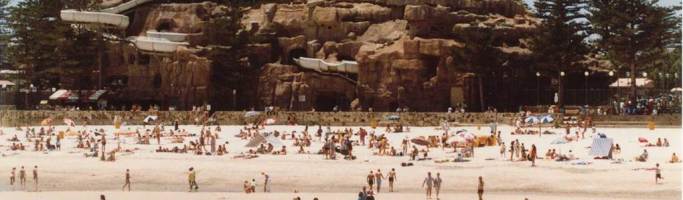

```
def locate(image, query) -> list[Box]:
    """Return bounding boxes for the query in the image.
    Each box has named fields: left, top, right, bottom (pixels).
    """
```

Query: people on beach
left=262, top=172, right=271, bottom=192
left=670, top=153, right=679, bottom=163
left=19, top=166, right=26, bottom=188
left=10, top=167, right=15, bottom=189
left=122, top=169, right=131, bottom=191
left=32, top=165, right=38, bottom=191
left=388, top=168, right=397, bottom=192
left=655, top=163, right=663, bottom=184
left=530, top=144, right=537, bottom=166
left=478, top=176, right=485, bottom=200
left=422, top=172, right=433, bottom=199
left=366, top=171, right=375, bottom=190
left=188, top=167, right=198, bottom=192
left=434, top=173, right=442, bottom=199
left=375, top=169, right=384, bottom=192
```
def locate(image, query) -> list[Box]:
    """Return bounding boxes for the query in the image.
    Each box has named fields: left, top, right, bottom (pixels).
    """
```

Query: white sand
left=0, top=124, right=680, bottom=200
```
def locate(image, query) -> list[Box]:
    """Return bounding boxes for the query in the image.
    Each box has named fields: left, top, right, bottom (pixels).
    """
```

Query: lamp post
left=536, top=72, right=541, bottom=106
left=584, top=71, right=589, bottom=105
left=232, top=89, right=237, bottom=110
left=608, top=71, right=614, bottom=103
left=666, top=73, right=670, bottom=90
left=559, top=71, right=565, bottom=107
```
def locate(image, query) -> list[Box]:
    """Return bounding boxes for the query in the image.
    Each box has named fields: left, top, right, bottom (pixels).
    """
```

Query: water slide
left=293, top=57, right=359, bottom=74
left=60, top=0, right=190, bottom=53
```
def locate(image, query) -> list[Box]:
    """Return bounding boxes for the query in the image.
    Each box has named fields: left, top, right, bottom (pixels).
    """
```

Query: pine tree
left=8, top=0, right=70, bottom=88
left=589, top=0, right=679, bottom=100
left=206, top=1, right=253, bottom=110
left=8, top=0, right=100, bottom=89
left=531, top=0, right=590, bottom=108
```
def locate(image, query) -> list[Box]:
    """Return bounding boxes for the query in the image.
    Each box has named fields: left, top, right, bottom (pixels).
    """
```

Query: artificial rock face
left=100, top=0, right=537, bottom=111
left=245, top=0, right=537, bottom=111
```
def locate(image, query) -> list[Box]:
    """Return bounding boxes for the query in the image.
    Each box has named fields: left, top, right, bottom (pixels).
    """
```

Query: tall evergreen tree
left=589, top=0, right=679, bottom=100
left=8, top=0, right=99, bottom=89
left=205, top=1, right=253, bottom=110
left=531, top=0, right=590, bottom=108
left=8, top=0, right=70, bottom=88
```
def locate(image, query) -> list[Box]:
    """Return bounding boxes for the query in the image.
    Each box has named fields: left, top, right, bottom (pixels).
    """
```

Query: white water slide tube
left=60, top=10, right=129, bottom=28
left=130, top=36, right=189, bottom=53
left=101, top=0, right=154, bottom=14
left=294, top=57, right=359, bottom=74
left=146, top=31, right=192, bottom=42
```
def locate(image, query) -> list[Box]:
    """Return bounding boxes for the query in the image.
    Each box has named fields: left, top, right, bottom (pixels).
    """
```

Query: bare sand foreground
left=0, top=125, right=680, bottom=200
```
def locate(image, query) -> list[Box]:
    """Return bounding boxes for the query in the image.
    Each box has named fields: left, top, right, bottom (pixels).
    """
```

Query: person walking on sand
left=434, top=173, right=443, bottom=199
left=388, top=168, right=397, bottom=192
left=422, top=172, right=434, bottom=199
left=477, top=176, right=484, bottom=200
left=262, top=172, right=271, bottom=192
left=122, top=169, right=131, bottom=191
left=19, top=166, right=26, bottom=189
left=530, top=144, right=537, bottom=167
left=10, top=167, right=15, bottom=189
left=32, top=166, right=38, bottom=191
left=655, top=163, right=663, bottom=184
left=366, top=171, right=375, bottom=191
left=188, top=167, right=198, bottom=192
left=375, top=169, right=384, bottom=193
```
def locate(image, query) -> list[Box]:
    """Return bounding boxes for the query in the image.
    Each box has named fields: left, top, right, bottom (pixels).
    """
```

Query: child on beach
left=655, top=163, right=663, bottom=184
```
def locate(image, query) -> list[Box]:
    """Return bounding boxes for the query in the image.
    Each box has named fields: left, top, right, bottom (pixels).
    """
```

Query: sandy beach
left=0, top=124, right=680, bottom=200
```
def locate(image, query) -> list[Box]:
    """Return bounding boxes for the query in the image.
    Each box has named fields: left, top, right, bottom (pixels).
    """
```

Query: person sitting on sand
left=670, top=153, right=679, bottom=163
left=663, top=139, right=669, bottom=147
left=279, top=146, right=287, bottom=155
left=635, top=149, right=649, bottom=162
left=243, top=180, right=251, bottom=193
left=545, top=149, right=553, bottom=159
left=656, top=138, right=662, bottom=147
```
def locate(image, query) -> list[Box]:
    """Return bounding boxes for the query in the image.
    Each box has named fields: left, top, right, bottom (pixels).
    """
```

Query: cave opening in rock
left=315, top=92, right=350, bottom=111
left=421, top=55, right=439, bottom=78
left=288, top=48, right=307, bottom=64
left=156, top=20, right=175, bottom=32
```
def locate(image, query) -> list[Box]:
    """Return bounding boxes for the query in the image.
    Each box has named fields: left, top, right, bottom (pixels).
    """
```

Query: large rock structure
left=94, top=0, right=538, bottom=111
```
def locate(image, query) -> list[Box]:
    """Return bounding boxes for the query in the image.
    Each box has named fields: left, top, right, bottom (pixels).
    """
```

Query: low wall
left=0, top=111, right=679, bottom=127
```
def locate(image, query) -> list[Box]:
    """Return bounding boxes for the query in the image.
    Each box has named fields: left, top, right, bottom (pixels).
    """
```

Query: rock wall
left=1, top=110, right=680, bottom=127
left=246, top=0, right=538, bottom=111
left=95, top=0, right=539, bottom=112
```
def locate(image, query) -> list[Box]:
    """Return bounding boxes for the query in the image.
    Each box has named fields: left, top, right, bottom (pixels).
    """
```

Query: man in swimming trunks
left=422, top=172, right=434, bottom=199
left=388, top=168, right=396, bottom=192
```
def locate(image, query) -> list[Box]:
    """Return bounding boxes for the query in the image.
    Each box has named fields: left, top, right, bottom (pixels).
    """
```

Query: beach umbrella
left=540, top=115, right=554, bottom=123
left=63, top=118, right=76, bottom=126
left=410, top=137, right=430, bottom=146
left=457, top=132, right=476, bottom=140
left=143, top=115, right=158, bottom=123
left=244, top=111, right=261, bottom=117
left=524, top=116, right=540, bottom=124
left=447, top=136, right=467, bottom=144
left=671, top=87, right=682, bottom=92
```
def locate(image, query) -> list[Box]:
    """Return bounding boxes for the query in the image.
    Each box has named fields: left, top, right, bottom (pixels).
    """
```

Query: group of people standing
left=9, top=165, right=38, bottom=191
left=365, top=168, right=397, bottom=194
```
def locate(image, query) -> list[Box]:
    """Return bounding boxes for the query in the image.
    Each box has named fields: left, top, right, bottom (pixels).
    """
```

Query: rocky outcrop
left=96, top=0, right=538, bottom=111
